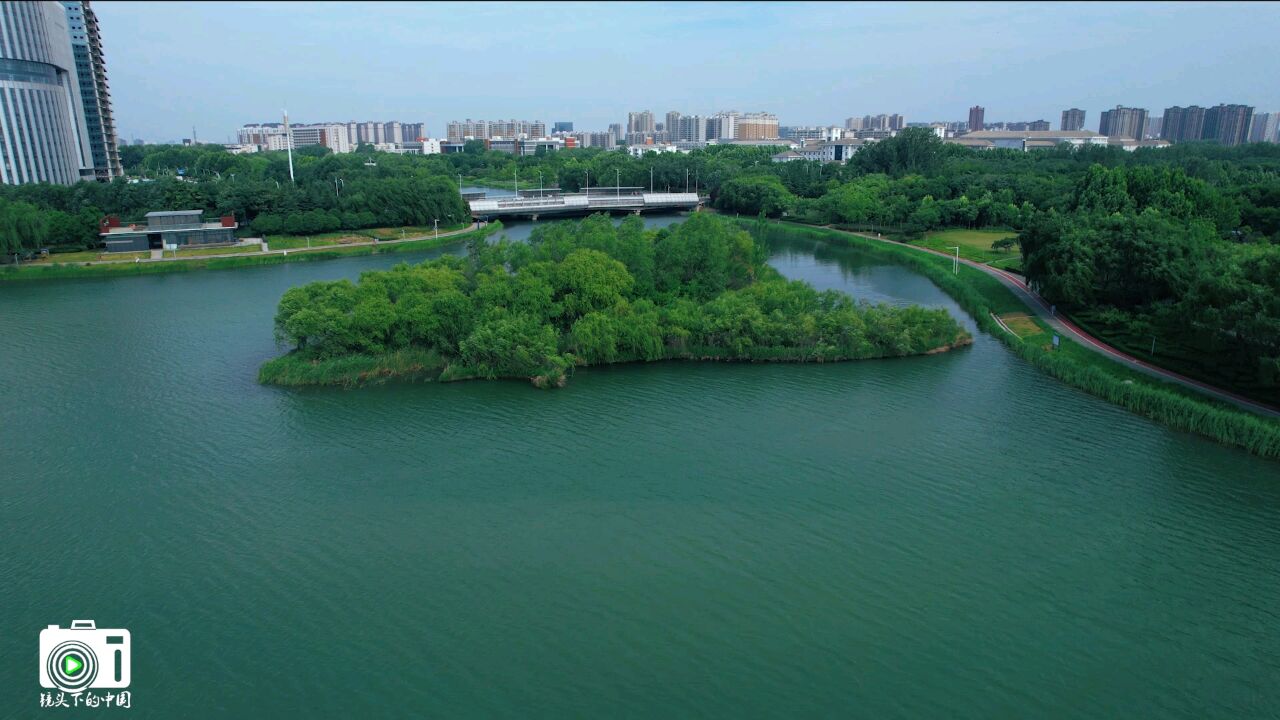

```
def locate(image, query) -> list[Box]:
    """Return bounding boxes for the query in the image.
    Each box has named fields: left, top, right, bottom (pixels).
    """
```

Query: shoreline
left=762, top=221, right=1280, bottom=459
left=0, top=223, right=495, bottom=282
left=258, top=335, right=975, bottom=390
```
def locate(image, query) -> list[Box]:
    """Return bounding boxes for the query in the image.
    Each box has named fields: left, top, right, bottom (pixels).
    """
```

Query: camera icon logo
left=39, top=621, right=131, bottom=693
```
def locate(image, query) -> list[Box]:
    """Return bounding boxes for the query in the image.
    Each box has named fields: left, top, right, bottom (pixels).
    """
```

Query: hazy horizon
left=94, top=0, right=1280, bottom=142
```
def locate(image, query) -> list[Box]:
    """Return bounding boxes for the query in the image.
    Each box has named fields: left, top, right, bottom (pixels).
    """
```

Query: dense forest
left=262, top=213, right=968, bottom=387
left=4, top=130, right=1278, bottom=401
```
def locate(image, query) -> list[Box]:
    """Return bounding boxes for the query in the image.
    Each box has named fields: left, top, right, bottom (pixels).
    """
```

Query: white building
left=773, top=138, right=870, bottom=164
left=374, top=139, right=442, bottom=155
left=289, top=124, right=352, bottom=153
left=626, top=143, right=686, bottom=158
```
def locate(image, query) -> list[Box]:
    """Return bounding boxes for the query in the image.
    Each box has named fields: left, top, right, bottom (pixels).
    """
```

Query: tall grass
left=259, top=348, right=447, bottom=387
left=753, top=221, right=1280, bottom=460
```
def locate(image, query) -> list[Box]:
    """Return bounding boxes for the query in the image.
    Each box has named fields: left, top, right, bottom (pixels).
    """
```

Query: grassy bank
left=756, top=221, right=1280, bottom=460
left=0, top=225, right=495, bottom=283
left=913, top=228, right=1021, bottom=270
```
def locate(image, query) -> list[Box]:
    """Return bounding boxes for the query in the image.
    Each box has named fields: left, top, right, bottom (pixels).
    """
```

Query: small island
left=259, top=213, right=971, bottom=388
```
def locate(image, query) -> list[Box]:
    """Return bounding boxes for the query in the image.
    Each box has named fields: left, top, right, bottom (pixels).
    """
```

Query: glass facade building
left=0, top=1, right=93, bottom=185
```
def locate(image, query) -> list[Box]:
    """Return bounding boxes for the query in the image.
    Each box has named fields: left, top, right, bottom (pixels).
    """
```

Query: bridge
left=469, top=191, right=703, bottom=220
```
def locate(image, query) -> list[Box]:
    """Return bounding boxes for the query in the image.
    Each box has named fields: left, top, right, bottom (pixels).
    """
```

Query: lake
left=1, top=215, right=1277, bottom=718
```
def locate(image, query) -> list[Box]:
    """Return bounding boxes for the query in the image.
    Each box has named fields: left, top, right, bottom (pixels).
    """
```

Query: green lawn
left=30, top=250, right=149, bottom=263
left=913, top=228, right=1020, bottom=266
left=266, top=232, right=371, bottom=250
left=176, top=244, right=262, bottom=258
left=364, top=223, right=471, bottom=240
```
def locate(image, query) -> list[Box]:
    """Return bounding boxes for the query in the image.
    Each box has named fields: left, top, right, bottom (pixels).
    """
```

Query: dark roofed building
left=101, top=210, right=238, bottom=252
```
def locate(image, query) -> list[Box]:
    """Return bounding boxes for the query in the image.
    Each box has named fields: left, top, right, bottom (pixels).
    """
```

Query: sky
left=93, top=1, right=1280, bottom=143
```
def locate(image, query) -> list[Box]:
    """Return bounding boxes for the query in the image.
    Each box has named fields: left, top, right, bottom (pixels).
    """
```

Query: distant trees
left=716, top=175, right=795, bottom=217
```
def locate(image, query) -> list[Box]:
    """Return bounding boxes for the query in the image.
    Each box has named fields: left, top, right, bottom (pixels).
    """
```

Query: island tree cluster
left=264, top=213, right=968, bottom=386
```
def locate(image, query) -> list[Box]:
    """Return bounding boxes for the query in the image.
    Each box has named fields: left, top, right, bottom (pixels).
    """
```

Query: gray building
left=1060, top=108, right=1086, bottom=131
left=1202, top=104, right=1254, bottom=147
left=552, top=121, right=572, bottom=133
left=1099, top=105, right=1148, bottom=140
left=61, top=1, right=120, bottom=180
left=968, top=106, right=985, bottom=133
left=0, top=1, right=94, bottom=185
left=1249, top=112, right=1279, bottom=143
left=1161, top=105, right=1206, bottom=143
left=101, top=210, right=238, bottom=252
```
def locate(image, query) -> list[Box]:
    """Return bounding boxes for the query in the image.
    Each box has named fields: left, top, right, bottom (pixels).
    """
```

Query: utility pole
left=949, top=246, right=960, bottom=274
left=585, top=169, right=589, bottom=199
left=283, top=109, right=295, bottom=183
left=434, top=218, right=439, bottom=239
left=650, top=166, right=653, bottom=192
left=616, top=168, right=620, bottom=197
left=686, top=168, right=690, bottom=192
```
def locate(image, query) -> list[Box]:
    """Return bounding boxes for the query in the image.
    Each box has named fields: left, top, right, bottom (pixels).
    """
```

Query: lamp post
left=650, top=166, right=654, bottom=192
left=538, top=170, right=543, bottom=197
left=948, top=246, right=960, bottom=274
left=616, top=168, right=620, bottom=197
left=434, top=218, right=439, bottom=239
left=585, top=169, right=589, bottom=199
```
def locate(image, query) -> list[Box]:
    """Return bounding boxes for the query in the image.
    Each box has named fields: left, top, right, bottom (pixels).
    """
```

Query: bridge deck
left=470, top=192, right=702, bottom=219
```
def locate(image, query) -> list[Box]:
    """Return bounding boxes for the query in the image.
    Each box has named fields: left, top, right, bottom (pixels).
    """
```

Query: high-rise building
left=445, top=119, right=544, bottom=142
left=844, top=116, right=864, bottom=131
left=734, top=112, right=779, bottom=140
left=968, top=106, right=985, bottom=134
left=1202, top=104, right=1254, bottom=147
left=1249, top=113, right=1280, bottom=143
left=61, top=1, right=120, bottom=180
left=1060, top=108, right=1086, bottom=132
left=401, top=122, right=426, bottom=141
left=1161, top=106, right=1206, bottom=143
left=888, top=114, right=906, bottom=131
left=552, top=121, right=573, bottom=133
left=627, top=111, right=655, bottom=135
left=1098, top=105, right=1148, bottom=140
left=608, top=123, right=623, bottom=143
left=0, top=1, right=94, bottom=185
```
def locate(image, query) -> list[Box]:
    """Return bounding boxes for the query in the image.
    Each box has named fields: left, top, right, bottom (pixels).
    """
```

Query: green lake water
left=1, top=217, right=1277, bottom=718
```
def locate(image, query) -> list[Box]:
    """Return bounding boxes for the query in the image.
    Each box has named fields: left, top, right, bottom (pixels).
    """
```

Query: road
left=839, top=228, right=1280, bottom=421
left=51, top=223, right=481, bottom=266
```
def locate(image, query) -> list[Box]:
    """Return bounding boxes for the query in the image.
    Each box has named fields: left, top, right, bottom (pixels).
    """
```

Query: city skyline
left=94, top=2, right=1280, bottom=142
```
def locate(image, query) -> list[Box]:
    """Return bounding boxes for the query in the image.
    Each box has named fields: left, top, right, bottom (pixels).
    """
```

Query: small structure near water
left=101, top=211, right=238, bottom=252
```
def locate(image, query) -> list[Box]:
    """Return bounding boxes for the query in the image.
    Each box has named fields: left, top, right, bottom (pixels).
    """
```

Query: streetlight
left=537, top=170, right=543, bottom=197
left=585, top=169, right=589, bottom=199
left=616, top=168, right=620, bottom=197
left=650, top=166, right=654, bottom=192
left=948, top=246, right=960, bottom=274
left=433, top=218, right=439, bottom=239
